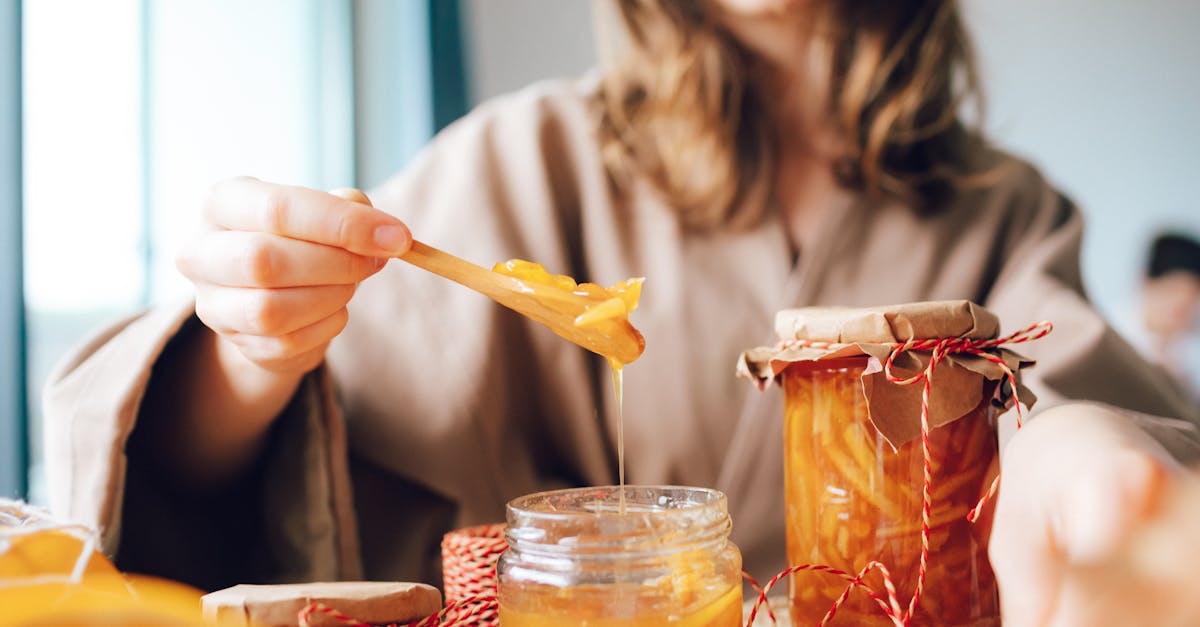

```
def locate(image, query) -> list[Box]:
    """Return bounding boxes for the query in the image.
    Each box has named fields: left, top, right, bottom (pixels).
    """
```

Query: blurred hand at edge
left=991, top=403, right=1200, bottom=626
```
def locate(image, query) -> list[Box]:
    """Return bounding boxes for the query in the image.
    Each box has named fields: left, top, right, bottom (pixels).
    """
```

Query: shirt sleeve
left=42, top=300, right=362, bottom=590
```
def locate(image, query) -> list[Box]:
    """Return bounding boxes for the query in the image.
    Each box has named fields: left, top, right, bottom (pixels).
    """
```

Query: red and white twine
left=441, top=524, right=507, bottom=605
left=745, top=320, right=1053, bottom=627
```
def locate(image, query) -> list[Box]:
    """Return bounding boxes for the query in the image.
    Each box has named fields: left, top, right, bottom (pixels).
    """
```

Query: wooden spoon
left=329, top=188, right=644, bottom=364
left=402, top=241, right=645, bottom=365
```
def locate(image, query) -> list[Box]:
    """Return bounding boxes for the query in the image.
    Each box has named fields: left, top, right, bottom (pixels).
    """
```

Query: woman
left=44, top=0, right=1200, bottom=624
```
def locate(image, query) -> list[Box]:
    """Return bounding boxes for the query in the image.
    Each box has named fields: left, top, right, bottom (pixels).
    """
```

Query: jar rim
left=504, top=485, right=731, bottom=559
left=506, top=485, right=726, bottom=520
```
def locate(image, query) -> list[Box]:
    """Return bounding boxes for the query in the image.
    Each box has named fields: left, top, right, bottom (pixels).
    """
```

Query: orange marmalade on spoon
left=492, top=259, right=645, bottom=364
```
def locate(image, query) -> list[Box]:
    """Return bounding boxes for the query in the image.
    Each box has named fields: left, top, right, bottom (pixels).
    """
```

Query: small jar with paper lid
left=738, top=301, right=1039, bottom=626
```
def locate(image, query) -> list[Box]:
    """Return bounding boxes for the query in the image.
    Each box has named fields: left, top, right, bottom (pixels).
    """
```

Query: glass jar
left=782, top=357, right=1000, bottom=626
left=497, top=485, right=743, bottom=626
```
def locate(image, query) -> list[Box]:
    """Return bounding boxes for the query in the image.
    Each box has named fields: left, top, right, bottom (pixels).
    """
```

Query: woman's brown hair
left=597, top=0, right=983, bottom=230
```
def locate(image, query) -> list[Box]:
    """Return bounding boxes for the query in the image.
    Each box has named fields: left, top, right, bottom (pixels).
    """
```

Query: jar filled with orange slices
left=738, top=301, right=1038, bottom=626
left=497, top=486, right=743, bottom=627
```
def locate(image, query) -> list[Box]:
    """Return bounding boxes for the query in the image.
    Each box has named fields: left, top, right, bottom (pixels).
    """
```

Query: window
left=1, top=0, right=25, bottom=500
left=18, top=0, right=465, bottom=503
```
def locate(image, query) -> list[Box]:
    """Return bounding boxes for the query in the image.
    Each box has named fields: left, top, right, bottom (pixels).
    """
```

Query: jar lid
left=773, top=300, right=999, bottom=344
left=201, top=582, right=442, bottom=627
left=738, top=300, right=1036, bottom=448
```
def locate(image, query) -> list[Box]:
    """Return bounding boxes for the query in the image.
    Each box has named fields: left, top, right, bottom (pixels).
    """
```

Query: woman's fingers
left=1127, top=476, right=1200, bottom=582
left=990, top=424, right=1062, bottom=626
left=194, top=284, right=356, bottom=337
left=1036, top=467, right=1197, bottom=627
left=991, top=404, right=1177, bottom=626
left=1054, top=449, right=1167, bottom=564
left=328, top=187, right=373, bottom=206
left=228, top=339, right=334, bottom=375
left=225, top=310, right=349, bottom=372
left=186, top=178, right=404, bottom=375
left=203, top=176, right=412, bottom=257
left=179, top=230, right=384, bottom=288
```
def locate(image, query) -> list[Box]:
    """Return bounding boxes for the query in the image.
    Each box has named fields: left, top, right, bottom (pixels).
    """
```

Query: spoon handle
left=401, top=240, right=500, bottom=296
left=401, top=241, right=581, bottom=313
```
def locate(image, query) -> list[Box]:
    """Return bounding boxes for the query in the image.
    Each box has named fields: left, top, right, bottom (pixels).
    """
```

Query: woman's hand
left=178, top=177, right=411, bottom=375
left=990, top=403, right=1200, bottom=626
left=141, top=177, right=410, bottom=487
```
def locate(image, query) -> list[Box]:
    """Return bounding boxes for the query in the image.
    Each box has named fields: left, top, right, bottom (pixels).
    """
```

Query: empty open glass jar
left=497, top=485, right=743, bottom=626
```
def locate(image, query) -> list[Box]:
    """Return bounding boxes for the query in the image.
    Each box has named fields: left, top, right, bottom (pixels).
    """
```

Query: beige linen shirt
left=43, top=78, right=1200, bottom=592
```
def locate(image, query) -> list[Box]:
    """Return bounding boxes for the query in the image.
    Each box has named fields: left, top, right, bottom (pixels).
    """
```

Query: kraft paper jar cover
left=737, top=300, right=1037, bottom=448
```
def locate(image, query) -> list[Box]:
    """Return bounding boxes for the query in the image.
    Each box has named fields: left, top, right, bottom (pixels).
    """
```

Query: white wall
left=463, top=1, right=1200, bottom=329
left=963, top=0, right=1200, bottom=327
left=463, top=0, right=596, bottom=103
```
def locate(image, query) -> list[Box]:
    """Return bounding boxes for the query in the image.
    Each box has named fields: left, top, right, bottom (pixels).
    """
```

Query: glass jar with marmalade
left=738, top=301, right=1037, bottom=626
left=497, top=486, right=743, bottom=626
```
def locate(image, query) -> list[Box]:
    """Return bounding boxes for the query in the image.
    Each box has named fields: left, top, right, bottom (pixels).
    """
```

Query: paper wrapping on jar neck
left=737, top=300, right=1036, bottom=448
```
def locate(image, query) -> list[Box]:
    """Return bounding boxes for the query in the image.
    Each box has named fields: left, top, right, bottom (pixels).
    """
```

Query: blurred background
left=1, top=0, right=1197, bottom=502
